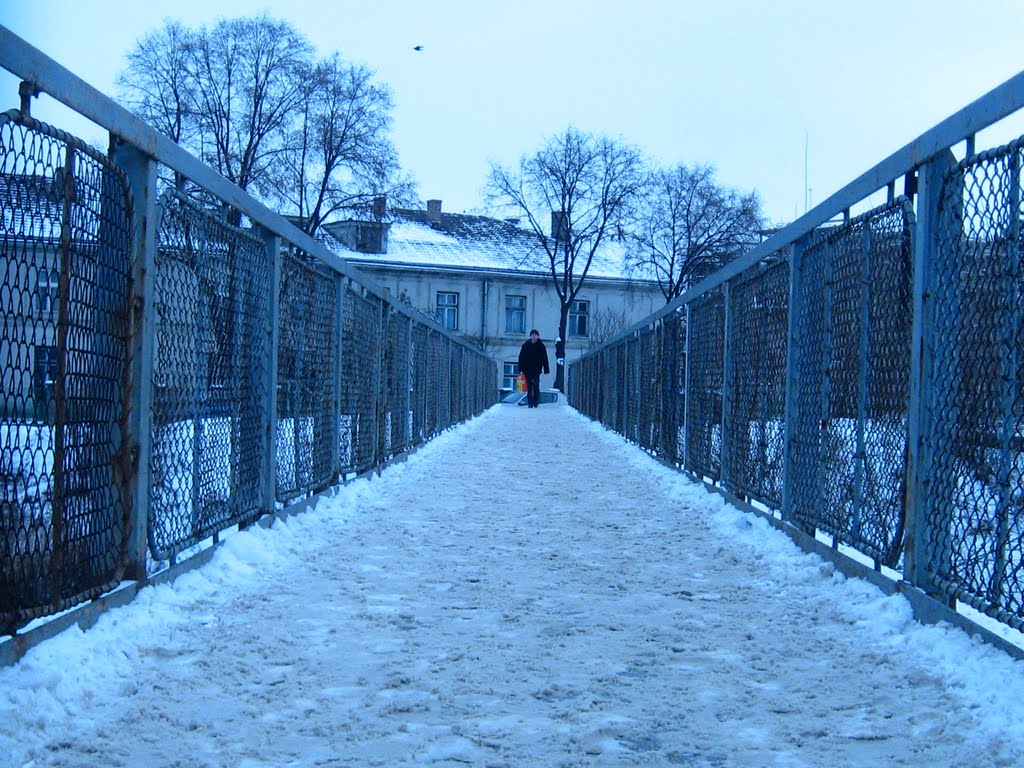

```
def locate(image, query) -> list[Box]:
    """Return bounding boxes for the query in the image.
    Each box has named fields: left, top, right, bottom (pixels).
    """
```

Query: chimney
left=427, top=199, right=442, bottom=224
left=372, top=195, right=386, bottom=219
left=551, top=210, right=568, bottom=241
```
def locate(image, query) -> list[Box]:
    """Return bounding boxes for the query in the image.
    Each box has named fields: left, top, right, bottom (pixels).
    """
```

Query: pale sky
left=3, top=0, right=1024, bottom=225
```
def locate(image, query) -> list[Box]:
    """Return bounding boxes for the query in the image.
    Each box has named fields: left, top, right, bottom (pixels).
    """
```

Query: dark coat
left=518, top=338, right=550, bottom=377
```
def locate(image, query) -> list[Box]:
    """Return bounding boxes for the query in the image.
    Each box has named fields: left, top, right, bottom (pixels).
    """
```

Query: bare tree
left=118, top=21, right=197, bottom=142
left=276, top=55, right=415, bottom=235
left=488, top=127, right=645, bottom=390
left=586, top=306, right=633, bottom=352
left=627, top=163, right=762, bottom=302
left=186, top=15, right=310, bottom=196
left=117, top=15, right=411, bottom=229
left=116, top=21, right=198, bottom=187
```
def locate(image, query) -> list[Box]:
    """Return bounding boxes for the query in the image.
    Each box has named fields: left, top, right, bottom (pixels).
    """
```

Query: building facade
left=322, top=199, right=663, bottom=393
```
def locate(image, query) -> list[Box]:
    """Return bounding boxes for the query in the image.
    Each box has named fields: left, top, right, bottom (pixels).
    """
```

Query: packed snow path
left=3, top=404, right=1024, bottom=767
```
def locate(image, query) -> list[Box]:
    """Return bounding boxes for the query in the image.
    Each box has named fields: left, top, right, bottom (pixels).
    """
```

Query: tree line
left=118, top=15, right=765, bottom=388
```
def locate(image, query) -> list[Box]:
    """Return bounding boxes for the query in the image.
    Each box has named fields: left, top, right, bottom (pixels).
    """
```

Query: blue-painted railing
left=571, top=69, right=1024, bottom=647
left=0, top=27, right=495, bottom=651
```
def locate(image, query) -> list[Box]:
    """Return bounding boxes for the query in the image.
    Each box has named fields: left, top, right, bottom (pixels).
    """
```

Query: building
left=321, top=199, right=663, bottom=393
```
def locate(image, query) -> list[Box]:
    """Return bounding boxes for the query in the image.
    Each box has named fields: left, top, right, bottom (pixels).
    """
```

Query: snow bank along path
left=2, top=404, right=1024, bottom=767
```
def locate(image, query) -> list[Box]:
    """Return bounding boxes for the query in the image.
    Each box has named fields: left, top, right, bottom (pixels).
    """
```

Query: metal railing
left=570, top=69, right=1024, bottom=639
left=0, top=28, right=496, bottom=639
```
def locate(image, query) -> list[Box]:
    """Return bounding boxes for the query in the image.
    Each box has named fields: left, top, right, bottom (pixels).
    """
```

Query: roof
left=321, top=207, right=635, bottom=280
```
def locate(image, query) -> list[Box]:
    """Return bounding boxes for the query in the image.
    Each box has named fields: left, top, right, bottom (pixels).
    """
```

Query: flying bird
left=413, top=45, right=424, bottom=51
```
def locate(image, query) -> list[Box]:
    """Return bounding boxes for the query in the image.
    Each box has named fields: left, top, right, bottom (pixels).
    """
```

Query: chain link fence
left=725, top=258, right=790, bottom=509
left=0, top=97, right=495, bottom=634
left=276, top=248, right=338, bottom=504
left=0, top=110, right=132, bottom=633
left=790, top=201, right=913, bottom=566
left=150, top=192, right=271, bottom=560
left=924, top=140, right=1024, bottom=628
left=7, top=30, right=1024, bottom=646
left=571, top=129, right=1024, bottom=634
left=684, top=287, right=725, bottom=481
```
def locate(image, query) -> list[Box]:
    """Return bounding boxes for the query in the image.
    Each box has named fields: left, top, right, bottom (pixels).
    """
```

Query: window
left=436, top=291, right=459, bottom=330
left=34, top=270, right=59, bottom=315
left=502, top=361, right=520, bottom=390
left=33, top=345, right=58, bottom=423
left=505, top=295, right=526, bottom=334
left=568, top=299, right=589, bottom=337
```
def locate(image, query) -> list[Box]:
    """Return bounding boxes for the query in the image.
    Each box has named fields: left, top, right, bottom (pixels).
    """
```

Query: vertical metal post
left=782, top=236, right=806, bottom=524
left=114, top=141, right=159, bottom=580
left=259, top=228, right=281, bottom=518
left=905, top=151, right=957, bottom=594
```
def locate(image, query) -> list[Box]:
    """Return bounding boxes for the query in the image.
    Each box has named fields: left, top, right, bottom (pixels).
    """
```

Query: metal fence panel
left=0, top=112, right=132, bottom=631
left=724, top=260, right=790, bottom=507
left=685, top=287, right=725, bottom=480
left=410, top=324, right=429, bottom=445
left=925, top=140, right=1024, bottom=626
left=438, top=337, right=452, bottom=427
left=637, top=328, right=659, bottom=452
left=387, top=311, right=411, bottom=456
left=790, top=200, right=913, bottom=564
left=276, top=249, right=338, bottom=502
left=660, top=311, right=686, bottom=464
left=149, top=192, right=270, bottom=560
left=339, top=286, right=381, bottom=475
left=425, top=331, right=440, bottom=437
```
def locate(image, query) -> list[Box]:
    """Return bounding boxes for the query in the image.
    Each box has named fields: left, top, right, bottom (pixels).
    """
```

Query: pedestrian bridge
left=3, top=18, right=1024, bottom=716
left=3, top=403, right=1022, bottom=766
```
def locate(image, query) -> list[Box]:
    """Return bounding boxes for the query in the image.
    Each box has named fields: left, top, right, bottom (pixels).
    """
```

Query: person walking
left=517, top=329, right=550, bottom=408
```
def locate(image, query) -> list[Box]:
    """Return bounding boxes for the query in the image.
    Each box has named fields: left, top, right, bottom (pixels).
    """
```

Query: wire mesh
left=570, top=353, right=597, bottom=421
left=790, top=200, right=913, bottom=564
left=276, top=248, right=338, bottom=502
left=0, top=112, right=132, bottom=631
left=0, top=77, right=500, bottom=639
left=386, top=311, right=411, bottom=456
left=685, top=287, right=725, bottom=480
left=619, top=338, right=635, bottom=442
left=573, top=355, right=592, bottom=419
left=339, top=285, right=381, bottom=475
left=424, top=330, right=441, bottom=438
left=437, top=336, right=452, bottom=428
left=925, top=139, right=1024, bottom=626
left=724, top=259, right=790, bottom=507
left=613, top=342, right=628, bottom=435
left=637, top=327, right=660, bottom=452
left=659, top=310, right=686, bottom=464
left=149, top=191, right=271, bottom=560
left=410, top=324, right=429, bottom=445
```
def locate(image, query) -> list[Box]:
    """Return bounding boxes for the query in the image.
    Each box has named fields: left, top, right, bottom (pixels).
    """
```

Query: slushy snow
left=2, top=403, right=1023, bottom=767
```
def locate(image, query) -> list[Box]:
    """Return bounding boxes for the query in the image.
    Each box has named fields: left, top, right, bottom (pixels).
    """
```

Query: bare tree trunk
left=554, top=305, right=569, bottom=392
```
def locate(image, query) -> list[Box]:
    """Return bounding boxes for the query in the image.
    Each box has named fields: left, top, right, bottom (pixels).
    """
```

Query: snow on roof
left=321, top=207, right=632, bottom=279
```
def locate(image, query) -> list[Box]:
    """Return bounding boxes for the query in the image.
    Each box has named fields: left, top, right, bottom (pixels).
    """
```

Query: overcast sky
left=3, top=1, right=1024, bottom=225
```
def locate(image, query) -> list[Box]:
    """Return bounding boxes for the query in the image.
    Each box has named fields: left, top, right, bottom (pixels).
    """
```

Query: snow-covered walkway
left=3, top=403, right=1024, bottom=767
